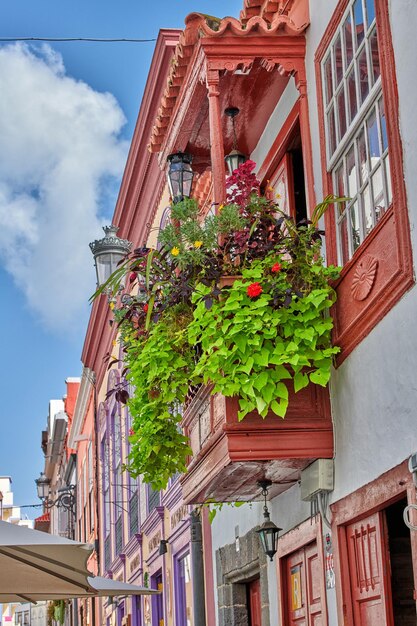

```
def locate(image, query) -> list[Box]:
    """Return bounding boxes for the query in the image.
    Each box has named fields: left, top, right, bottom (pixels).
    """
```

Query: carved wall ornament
left=351, top=255, right=379, bottom=301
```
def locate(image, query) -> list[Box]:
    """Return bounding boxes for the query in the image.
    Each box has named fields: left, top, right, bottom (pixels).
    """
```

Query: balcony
left=180, top=382, right=333, bottom=504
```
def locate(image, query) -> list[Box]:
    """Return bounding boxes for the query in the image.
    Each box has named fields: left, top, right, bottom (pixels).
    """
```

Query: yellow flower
left=171, top=247, right=180, bottom=256
left=112, top=339, right=117, bottom=347
left=109, top=302, right=115, bottom=310
left=194, top=240, right=203, bottom=249
left=276, top=193, right=281, bottom=199
left=267, top=186, right=274, bottom=192
left=218, top=204, right=224, bottom=212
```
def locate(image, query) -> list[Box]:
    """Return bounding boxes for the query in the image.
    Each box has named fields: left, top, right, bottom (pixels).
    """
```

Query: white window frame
left=321, top=0, right=392, bottom=263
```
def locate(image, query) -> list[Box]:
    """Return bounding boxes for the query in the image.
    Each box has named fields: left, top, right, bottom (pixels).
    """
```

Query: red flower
left=271, top=263, right=282, bottom=273
left=129, top=428, right=135, bottom=437
left=129, top=272, right=137, bottom=283
left=143, top=303, right=149, bottom=312
left=247, top=282, right=263, bottom=298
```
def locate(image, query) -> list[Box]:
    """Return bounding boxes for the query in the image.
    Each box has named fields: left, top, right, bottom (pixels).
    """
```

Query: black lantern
left=158, top=539, right=168, bottom=556
left=167, top=152, right=194, bottom=203
left=35, top=472, right=51, bottom=501
left=89, top=225, right=132, bottom=289
left=256, top=480, right=281, bottom=561
left=224, top=107, right=247, bottom=176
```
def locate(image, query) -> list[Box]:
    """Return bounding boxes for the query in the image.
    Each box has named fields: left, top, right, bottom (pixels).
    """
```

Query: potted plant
left=94, top=161, right=343, bottom=489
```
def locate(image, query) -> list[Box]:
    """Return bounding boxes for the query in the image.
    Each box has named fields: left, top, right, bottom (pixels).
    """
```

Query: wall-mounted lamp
left=167, top=152, right=194, bottom=204
left=256, top=480, right=281, bottom=562
left=89, top=225, right=132, bottom=291
left=35, top=472, right=76, bottom=536
left=159, top=539, right=169, bottom=556
left=224, top=107, right=247, bottom=176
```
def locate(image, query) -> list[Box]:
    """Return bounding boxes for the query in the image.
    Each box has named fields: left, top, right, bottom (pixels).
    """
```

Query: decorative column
left=206, top=67, right=226, bottom=208
left=294, top=65, right=316, bottom=214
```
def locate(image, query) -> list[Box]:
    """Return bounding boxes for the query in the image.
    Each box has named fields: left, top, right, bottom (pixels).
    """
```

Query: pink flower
left=129, top=428, right=135, bottom=437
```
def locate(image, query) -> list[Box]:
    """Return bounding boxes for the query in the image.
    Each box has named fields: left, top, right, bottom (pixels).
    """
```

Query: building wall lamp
left=256, top=480, right=281, bottom=562
left=224, top=107, right=247, bottom=176
left=166, top=152, right=195, bottom=204
left=158, top=539, right=168, bottom=556
left=35, top=472, right=76, bottom=517
left=89, top=225, right=132, bottom=294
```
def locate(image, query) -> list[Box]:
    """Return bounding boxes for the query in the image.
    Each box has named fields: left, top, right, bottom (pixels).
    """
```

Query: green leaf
left=294, top=372, right=310, bottom=393
left=271, top=398, right=289, bottom=418
left=309, top=369, right=330, bottom=387
left=255, top=395, right=267, bottom=415
left=239, top=356, right=254, bottom=375
left=253, top=371, right=269, bottom=391
left=254, top=347, right=269, bottom=367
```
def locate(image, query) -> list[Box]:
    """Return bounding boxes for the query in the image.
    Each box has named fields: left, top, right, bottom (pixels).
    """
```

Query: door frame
left=330, top=459, right=417, bottom=625
left=277, top=517, right=328, bottom=626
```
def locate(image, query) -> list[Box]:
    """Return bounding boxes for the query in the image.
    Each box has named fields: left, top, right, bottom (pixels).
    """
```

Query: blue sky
left=0, top=0, right=243, bottom=509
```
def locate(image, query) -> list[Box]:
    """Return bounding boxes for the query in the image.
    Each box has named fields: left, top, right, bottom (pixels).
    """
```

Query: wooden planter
left=180, top=380, right=333, bottom=504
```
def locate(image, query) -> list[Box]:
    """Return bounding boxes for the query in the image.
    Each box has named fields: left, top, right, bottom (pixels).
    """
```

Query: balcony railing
left=181, top=382, right=333, bottom=504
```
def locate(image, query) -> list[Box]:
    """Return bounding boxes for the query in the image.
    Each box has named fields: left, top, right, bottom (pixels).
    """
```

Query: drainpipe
left=190, top=510, right=206, bottom=626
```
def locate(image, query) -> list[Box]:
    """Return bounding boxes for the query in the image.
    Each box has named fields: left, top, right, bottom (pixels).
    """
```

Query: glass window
left=322, top=0, right=391, bottom=263
left=175, top=553, right=192, bottom=626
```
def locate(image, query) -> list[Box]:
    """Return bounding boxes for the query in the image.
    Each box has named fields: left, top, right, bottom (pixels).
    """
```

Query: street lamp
left=256, top=480, right=281, bottom=561
left=35, top=472, right=51, bottom=501
left=167, top=152, right=195, bottom=203
left=224, top=107, right=247, bottom=176
left=35, top=473, right=76, bottom=522
left=89, top=225, right=132, bottom=290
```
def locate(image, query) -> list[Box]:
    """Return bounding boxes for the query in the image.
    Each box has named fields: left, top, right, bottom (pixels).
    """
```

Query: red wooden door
left=248, top=578, right=262, bottom=626
left=346, top=512, right=394, bottom=626
left=285, top=542, right=324, bottom=626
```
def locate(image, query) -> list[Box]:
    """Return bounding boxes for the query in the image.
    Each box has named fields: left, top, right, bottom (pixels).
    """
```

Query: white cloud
left=0, top=43, right=128, bottom=330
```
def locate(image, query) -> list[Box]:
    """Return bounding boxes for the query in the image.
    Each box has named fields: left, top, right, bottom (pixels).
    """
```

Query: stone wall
left=216, top=527, right=270, bottom=625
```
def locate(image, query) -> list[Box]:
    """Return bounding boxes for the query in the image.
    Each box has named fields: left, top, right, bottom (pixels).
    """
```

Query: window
left=174, top=552, right=192, bottom=626
left=322, top=0, right=390, bottom=263
left=316, top=0, right=413, bottom=358
left=147, top=485, right=160, bottom=515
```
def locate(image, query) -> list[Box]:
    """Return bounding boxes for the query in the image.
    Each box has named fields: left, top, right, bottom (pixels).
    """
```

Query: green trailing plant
left=95, top=160, right=345, bottom=490
left=121, top=304, right=194, bottom=489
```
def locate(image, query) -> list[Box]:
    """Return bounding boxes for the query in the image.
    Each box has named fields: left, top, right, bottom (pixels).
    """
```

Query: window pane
left=354, top=0, right=365, bottom=47
left=384, top=154, right=392, bottom=204
left=367, top=109, right=380, bottom=161
left=343, top=14, right=354, bottom=64
left=369, top=27, right=380, bottom=84
left=350, top=202, right=361, bottom=251
left=365, top=0, right=375, bottom=27
left=328, top=106, right=337, bottom=156
left=339, top=214, right=350, bottom=264
left=357, top=129, right=369, bottom=186
left=347, top=67, right=358, bottom=122
left=357, top=46, right=369, bottom=103
left=337, top=87, right=347, bottom=139
left=372, top=167, right=385, bottom=222
left=363, top=185, right=373, bottom=234
left=334, top=34, right=343, bottom=85
left=347, top=145, right=358, bottom=197
left=335, top=164, right=346, bottom=199
left=379, top=98, right=388, bottom=151
left=323, top=55, right=333, bottom=105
